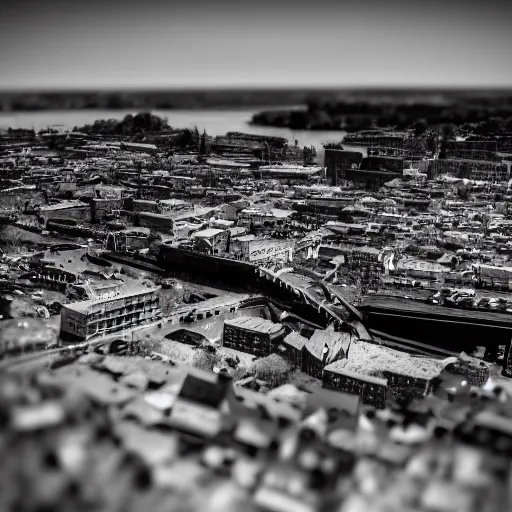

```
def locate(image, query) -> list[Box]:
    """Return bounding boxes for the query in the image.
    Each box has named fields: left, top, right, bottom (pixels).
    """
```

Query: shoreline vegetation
left=251, top=93, right=512, bottom=136
left=1, top=88, right=512, bottom=114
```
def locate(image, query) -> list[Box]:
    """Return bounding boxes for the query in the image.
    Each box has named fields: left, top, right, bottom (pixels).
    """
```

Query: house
left=191, top=228, right=229, bottom=255
left=166, top=367, right=231, bottom=439
left=302, top=329, right=351, bottom=380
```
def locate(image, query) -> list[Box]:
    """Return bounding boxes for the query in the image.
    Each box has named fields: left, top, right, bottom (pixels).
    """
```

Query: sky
left=0, top=0, right=511, bottom=90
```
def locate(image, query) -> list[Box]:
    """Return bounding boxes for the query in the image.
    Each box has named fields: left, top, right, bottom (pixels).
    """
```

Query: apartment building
left=222, top=317, right=286, bottom=357
left=60, top=285, right=161, bottom=341
left=427, top=159, right=509, bottom=181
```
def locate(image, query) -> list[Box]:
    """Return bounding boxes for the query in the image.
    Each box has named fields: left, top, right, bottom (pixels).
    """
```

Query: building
left=427, top=159, right=509, bottom=181
left=105, top=228, right=150, bottom=252
left=253, top=165, right=324, bottom=181
left=325, top=149, right=364, bottom=185
left=91, top=198, right=123, bottom=223
left=222, top=317, right=286, bottom=357
left=136, top=212, right=174, bottom=234
left=301, top=329, right=351, bottom=380
left=445, top=140, right=498, bottom=161
left=60, top=286, right=161, bottom=341
left=38, top=200, right=91, bottom=225
left=238, top=207, right=294, bottom=233
left=322, top=365, right=388, bottom=409
left=191, top=228, right=229, bottom=255
left=234, top=238, right=295, bottom=265
left=329, top=340, right=443, bottom=402
left=279, top=331, right=307, bottom=368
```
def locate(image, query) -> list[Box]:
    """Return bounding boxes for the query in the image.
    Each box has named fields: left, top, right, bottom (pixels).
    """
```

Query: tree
left=176, top=129, right=194, bottom=149
left=455, top=181, right=472, bottom=201
left=199, top=130, right=208, bottom=156
left=192, top=348, right=219, bottom=371
left=193, top=126, right=200, bottom=149
left=439, top=124, right=456, bottom=159
left=253, top=354, right=291, bottom=388
left=412, top=118, right=428, bottom=137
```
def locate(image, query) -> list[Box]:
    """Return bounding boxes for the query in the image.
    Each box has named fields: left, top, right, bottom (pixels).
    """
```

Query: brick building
left=322, top=365, right=388, bottom=409
left=222, top=317, right=286, bottom=357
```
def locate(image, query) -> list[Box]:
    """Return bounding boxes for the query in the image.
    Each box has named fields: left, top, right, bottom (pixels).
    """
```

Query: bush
left=288, top=370, right=322, bottom=393
left=191, top=348, right=220, bottom=372
left=253, top=354, right=291, bottom=388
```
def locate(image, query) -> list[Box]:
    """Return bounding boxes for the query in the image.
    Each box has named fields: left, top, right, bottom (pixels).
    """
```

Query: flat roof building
left=222, top=316, right=286, bottom=358
left=60, top=285, right=161, bottom=342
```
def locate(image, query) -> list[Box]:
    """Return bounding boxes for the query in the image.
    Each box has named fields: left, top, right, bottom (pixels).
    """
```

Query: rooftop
left=62, top=285, right=159, bottom=314
left=304, top=329, right=351, bottom=364
left=327, top=340, right=444, bottom=381
left=191, top=228, right=225, bottom=239
left=224, top=316, right=284, bottom=336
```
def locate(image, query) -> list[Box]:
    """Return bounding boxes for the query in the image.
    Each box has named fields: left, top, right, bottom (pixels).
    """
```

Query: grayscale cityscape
left=1, top=1, right=512, bottom=511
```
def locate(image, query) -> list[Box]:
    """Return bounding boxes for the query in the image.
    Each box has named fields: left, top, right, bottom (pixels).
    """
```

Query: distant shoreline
left=2, top=88, right=512, bottom=113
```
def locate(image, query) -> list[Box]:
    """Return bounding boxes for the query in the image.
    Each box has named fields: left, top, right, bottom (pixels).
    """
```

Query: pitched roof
left=304, top=329, right=351, bottom=364
left=282, top=331, right=307, bottom=351
left=330, top=340, right=443, bottom=381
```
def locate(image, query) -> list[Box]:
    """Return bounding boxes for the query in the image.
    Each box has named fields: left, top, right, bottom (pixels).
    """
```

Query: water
left=0, top=108, right=364, bottom=160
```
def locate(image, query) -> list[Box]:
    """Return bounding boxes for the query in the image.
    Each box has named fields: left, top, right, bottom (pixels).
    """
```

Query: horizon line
left=1, top=85, right=512, bottom=94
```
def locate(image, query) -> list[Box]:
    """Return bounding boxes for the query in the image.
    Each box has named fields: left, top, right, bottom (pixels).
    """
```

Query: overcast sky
left=0, top=0, right=511, bottom=90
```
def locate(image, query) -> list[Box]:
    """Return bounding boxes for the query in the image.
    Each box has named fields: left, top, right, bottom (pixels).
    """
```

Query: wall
left=324, top=149, right=363, bottom=185
left=60, top=307, right=87, bottom=339
left=42, top=205, right=91, bottom=224
left=246, top=239, right=295, bottom=263
left=92, top=198, right=123, bottom=223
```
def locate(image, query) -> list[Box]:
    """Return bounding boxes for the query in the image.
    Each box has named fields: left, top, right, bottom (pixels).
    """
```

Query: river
left=0, top=108, right=365, bottom=161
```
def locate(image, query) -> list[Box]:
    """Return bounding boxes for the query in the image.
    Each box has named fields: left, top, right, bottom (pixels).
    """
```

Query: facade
left=324, top=149, right=363, bottom=185
left=29, top=265, right=76, bottom=291
left=222, top=317, right=286, bottom=357
left=92, top=198, right=123, bottom=223
left=322, top=364, right=388, bottom=409
left=427, top=159, right=509, bottom=181
left=60, top=286, right=161, bottom=341
left=280, top=331, right=307, bottom=368
left=333, top=245, right=383, bottom=291
left=105, top=228, right=150, bottom=252
left=192, top=228, right=230, bottom=254
left=137, top=212, right=174, bottom=234
left=39, top=201, right=91, bottom=225
left=240, top=238, right=295, bottom=265
left=238, top=208, right=294, bottom=233
left=332, top=340, right=442, bottom=402
left=445, top=140, right=498, bottom=161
